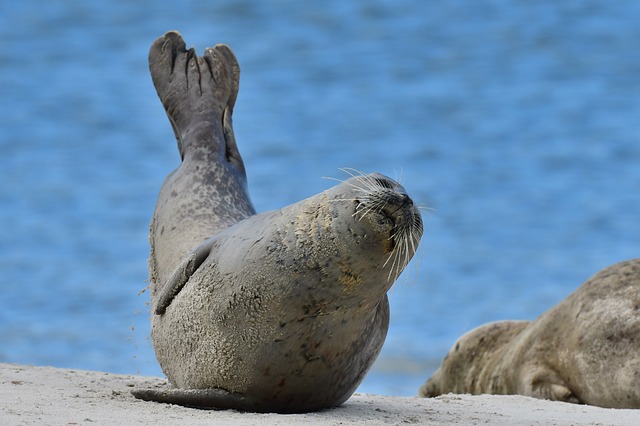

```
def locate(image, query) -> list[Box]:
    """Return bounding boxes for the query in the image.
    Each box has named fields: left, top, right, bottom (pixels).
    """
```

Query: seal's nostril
left=401, top=194, right=413, bottom=207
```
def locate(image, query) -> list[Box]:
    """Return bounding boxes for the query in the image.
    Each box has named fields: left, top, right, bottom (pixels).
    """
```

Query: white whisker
left=417, top=204, right=435, bottom=216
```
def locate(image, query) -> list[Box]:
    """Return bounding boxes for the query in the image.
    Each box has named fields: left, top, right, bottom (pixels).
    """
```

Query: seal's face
left=337, top=171, right=423, bottom=281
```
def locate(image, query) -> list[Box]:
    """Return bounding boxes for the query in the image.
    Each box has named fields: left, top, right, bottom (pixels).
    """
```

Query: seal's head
left=420, top=320, right=530, bottom=397
left=323, top=170, right=423, bottom=284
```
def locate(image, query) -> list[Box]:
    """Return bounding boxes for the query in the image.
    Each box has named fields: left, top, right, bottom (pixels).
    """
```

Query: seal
left=131, top=31, right=423, bottom=413
left=420, top=258, right=640, bottom=409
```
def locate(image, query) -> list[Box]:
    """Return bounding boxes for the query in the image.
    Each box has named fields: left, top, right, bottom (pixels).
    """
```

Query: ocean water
left=1, top=0, right=639, bottom=397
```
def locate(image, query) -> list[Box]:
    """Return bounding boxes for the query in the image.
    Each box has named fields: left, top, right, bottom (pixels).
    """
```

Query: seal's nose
left=388, top=193, right=414, bottom=215
left=400, top=194, right=413, bottom=207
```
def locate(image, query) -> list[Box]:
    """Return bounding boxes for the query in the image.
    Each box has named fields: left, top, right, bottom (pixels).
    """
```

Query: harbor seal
left=132, top=31, right=423, bottom=413
left=420, top=258, right=640, bottom=409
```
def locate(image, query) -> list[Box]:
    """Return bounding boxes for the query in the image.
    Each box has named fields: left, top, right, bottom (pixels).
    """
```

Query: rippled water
left=1, top=0, right=639, bottom=396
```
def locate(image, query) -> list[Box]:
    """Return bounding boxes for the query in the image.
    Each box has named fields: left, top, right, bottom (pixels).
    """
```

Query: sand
left=1, top=363, right=637, bottom=425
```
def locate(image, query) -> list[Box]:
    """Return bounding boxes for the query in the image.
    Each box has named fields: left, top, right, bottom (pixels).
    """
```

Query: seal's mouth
left=384, top=201, right=423, bottom=281
left=386, top=197, right=422, bottom=246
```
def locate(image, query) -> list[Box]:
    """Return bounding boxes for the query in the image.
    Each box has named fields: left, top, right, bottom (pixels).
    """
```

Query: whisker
left=339, top=167, right=367, bottom=178
left=322, top=176, right=346, bottom=184
left=326, top=198, right=359, bottom=203
left=417, top=204, right=435, bottom=215
left=393, top=167, right=404, bottom=185
left=325, top=169, right=385, bottom=195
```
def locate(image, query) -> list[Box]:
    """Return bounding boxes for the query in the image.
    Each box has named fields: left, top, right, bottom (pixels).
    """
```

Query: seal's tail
left=148, top=31, right=245, bottom=174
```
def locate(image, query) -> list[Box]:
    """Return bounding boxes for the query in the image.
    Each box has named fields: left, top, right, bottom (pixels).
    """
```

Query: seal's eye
left=378, top=216, right=392, bottom=226
left=374, top=178, right=394, bottom=189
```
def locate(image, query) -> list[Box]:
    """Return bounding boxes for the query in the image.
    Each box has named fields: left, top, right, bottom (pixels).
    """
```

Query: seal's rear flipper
left=131, top=387, right=252, bottom=411
left=155, top=238, right=216, bottom=315
left=148, top=30, right=245, bottom=174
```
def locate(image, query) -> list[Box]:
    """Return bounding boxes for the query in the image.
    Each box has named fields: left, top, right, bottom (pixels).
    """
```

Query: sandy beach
left=1, top=363, right=637, bottom=425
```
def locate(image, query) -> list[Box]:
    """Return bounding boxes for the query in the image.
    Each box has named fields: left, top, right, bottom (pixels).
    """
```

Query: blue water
left=1, top=0, right=639, bottom=397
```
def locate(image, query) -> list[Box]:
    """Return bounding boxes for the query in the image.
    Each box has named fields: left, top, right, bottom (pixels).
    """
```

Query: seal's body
left=133, top=31, right=423, bottom=413
left=421, top=259, right=640, bottom=409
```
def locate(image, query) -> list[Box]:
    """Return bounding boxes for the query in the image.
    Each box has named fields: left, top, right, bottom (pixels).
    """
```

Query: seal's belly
left=152, top=276, right=389, bottom=409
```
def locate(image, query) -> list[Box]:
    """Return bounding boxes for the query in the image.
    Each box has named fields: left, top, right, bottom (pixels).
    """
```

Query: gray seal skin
left=420, top=258, right=640, bottom=409
left=132, top=31, right=423, bottom=413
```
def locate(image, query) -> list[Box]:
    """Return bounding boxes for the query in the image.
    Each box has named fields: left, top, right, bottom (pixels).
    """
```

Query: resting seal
left=132, top=31, right=423, bottom=413
left=420, top=258, right=640, bottom=409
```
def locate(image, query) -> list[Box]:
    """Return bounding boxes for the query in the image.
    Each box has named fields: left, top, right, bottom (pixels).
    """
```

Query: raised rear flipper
left=148, top=30, right=245, bottom=173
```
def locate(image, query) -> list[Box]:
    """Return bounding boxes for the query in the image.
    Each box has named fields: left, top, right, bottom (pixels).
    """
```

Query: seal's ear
left=522, top=365, right=582, bottom=404
left=155, top=238, right=215, bottom=315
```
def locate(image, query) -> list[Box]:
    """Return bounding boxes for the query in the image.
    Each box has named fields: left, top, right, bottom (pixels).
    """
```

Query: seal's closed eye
left=373, top=177, right=395, bottom=189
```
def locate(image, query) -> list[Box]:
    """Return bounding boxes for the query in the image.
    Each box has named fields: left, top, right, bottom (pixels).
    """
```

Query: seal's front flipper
left=155, top=239, right=216, bottom=315
left=131, top=387, right=251, bottom=411
left=523, top=365, right=582, bottom=404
